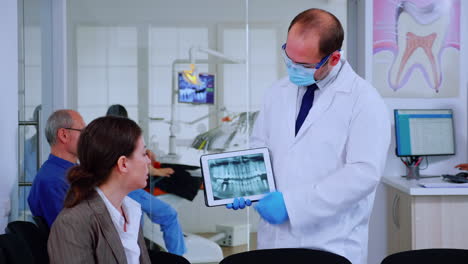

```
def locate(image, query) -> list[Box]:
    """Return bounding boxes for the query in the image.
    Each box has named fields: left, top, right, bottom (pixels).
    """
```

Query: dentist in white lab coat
left=228, top=8, right=390, bottom=264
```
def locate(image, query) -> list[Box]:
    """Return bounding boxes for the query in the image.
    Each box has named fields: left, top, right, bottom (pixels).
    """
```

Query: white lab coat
left=250, top=60, right=390, bottom=264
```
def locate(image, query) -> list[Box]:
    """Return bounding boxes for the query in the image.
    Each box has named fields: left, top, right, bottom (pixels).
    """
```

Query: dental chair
left=142, top=193, right=223, bottom=264
left=143, top=165, right=223, bottom=264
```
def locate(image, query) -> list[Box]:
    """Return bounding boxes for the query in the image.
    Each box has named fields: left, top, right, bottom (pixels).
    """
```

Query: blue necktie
left=295, top=84, right=318, bottom=135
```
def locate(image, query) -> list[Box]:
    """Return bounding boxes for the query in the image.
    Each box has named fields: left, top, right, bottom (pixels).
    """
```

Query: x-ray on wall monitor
left=200, top=148, right=276, bottom=207
left=178, top=72, right=215, bottom=104
left=394, top=109, right=455, bottom=157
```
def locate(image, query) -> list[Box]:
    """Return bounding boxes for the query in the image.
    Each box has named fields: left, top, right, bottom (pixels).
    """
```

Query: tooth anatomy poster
left=373, top=0, right=460, bottom=98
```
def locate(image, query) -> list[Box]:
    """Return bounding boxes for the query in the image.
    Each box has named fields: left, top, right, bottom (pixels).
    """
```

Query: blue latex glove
left=128, top=189, right=187, bottom=255
left=226, top=197, right=252, bottom=210
left=254, top=191, right=289, bottom=225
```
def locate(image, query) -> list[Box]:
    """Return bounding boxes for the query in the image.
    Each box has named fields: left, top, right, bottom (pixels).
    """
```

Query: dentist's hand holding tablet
left=226, top=191, right=289, bottom=225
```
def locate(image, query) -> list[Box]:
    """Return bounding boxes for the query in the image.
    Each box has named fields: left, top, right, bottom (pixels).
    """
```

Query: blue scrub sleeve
left=254, top=191, right=289, bottom=225
left=128, top=189, right=186, bottom=255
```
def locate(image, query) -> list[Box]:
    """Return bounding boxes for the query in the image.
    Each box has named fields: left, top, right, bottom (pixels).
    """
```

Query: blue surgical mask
left=286, top=64, right=317, bottom=86
left=281, top=43, right=336, bottom=87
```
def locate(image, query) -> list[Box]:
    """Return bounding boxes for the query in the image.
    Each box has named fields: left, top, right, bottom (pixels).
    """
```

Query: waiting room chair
left=381, top=248, right=468, bottom=264
left=5, top=221, right=49, bottom=264
left=0, top=248, right=5, bottom=264
left=32, top=215, right=50, bottom=238
left=0, top=233, right=34, bottom=264
left=219, top=248, right=351, bottom=264
left=148, top=250, right=191, bottom=264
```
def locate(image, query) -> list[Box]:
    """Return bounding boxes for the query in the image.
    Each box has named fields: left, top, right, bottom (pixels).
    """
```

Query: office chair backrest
left=148, top=250, right=191, bottom=264
left=0, top=247, right=5, bottom=263
left=381, top=248, right=468, bottom=264
left=5, top=221, right=49, bottom=264
left=0, top=248, right=5, bottom=264
left=33, top=215, right=50, bottom=237
left=0, top=233, right=34, bottom=264
left=219, top=248, right=351, bottom=264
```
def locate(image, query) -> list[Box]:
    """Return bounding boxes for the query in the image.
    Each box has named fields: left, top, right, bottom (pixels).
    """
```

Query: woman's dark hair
left=106, top=104, right=128, bottom=118
left=64, top=116, right=142, bottom=208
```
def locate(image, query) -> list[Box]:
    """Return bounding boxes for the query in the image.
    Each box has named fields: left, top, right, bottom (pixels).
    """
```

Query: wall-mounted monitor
left=178, top=72, right=215, bottom=104
left=394, top=109, right=455, bottom=157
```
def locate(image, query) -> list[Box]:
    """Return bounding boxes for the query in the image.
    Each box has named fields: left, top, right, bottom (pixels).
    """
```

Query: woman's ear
left=116, top=155, right=129, bottom=173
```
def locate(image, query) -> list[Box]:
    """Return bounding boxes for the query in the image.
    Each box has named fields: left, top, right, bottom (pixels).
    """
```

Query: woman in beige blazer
left=48, top=116, right=151, bottom=264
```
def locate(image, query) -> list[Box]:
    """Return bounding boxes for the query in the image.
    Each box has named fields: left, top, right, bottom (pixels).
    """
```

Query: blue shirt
left=28, top=154, right=74, bottom=227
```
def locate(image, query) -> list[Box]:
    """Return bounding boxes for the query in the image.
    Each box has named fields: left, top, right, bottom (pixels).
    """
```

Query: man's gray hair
left=45, top=110, right=75, bottom=146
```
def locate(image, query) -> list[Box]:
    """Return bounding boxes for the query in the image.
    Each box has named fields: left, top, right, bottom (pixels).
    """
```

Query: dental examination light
left=155, top=46, right=245, bottom=161
left=182, top=64, right=199, bottom=85
left=182, top=46, right=244, bottom=85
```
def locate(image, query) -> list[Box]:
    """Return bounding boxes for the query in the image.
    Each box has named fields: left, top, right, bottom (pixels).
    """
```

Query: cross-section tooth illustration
left=389, top=1, right=449, bottom=92
left=372, top=0, right=460, bottom=98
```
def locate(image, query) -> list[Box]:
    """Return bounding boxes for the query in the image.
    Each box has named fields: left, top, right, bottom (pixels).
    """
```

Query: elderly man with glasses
left=28, top=109, right=86, bottom=227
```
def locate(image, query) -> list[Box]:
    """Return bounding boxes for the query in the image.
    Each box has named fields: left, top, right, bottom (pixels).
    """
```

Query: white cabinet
left=385, top=177, right=468, bottom=255
left=387, top=186, right=411, bottom=254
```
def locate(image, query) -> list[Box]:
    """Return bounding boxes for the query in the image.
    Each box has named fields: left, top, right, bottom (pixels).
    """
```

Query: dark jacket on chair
left=47, top=190, right=151, bottom=264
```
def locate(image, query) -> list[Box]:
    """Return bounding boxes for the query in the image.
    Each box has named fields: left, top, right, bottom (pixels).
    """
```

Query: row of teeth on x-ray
left=209, top=161, right=265, bottom=179
left=212, top=177, right=268, bottom=194
left=210, top=157, right=268, bottom=196
left=180, top=88, right=207, bottom=102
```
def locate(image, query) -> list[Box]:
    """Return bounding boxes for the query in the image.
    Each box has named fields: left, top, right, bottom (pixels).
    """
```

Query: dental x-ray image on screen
left=178, top=72, right=215, bottom=104
left=200, top=148, right=276, bottom=207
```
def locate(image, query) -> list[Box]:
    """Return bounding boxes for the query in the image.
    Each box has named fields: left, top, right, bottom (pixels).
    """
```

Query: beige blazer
left=48, top=190, right=151, bottom=264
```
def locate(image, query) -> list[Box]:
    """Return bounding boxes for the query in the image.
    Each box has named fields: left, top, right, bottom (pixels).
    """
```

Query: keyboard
left=442, top=174, right=468, bottom=183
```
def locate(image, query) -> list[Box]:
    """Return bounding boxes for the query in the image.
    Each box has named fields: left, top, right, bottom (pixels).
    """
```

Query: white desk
left=382, top=176, right=468, bottom=195
left=382, top=176, right=468, bottom=254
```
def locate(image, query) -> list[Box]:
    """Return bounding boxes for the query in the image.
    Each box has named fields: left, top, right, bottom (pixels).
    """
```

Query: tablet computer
left=200, top=147, right=275, bottom=207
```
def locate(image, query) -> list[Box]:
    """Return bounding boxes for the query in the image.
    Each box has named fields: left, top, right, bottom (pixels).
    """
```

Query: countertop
left=382, top=175, right=468, bottom=196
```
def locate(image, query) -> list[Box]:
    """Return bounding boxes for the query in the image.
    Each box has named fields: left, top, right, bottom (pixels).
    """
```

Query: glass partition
left=15, top=0, right=44, bottom=223
left=67, top=0, right=347, bottom=261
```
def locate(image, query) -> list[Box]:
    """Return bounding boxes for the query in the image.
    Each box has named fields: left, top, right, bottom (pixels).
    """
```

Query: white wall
left=66, top=0, right=347, bottom=145
left=0, top=0, right=18, bottom=234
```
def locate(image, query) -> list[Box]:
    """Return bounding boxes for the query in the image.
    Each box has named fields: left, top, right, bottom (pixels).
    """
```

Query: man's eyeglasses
left=281, top=43, right=333, bottom=70
left=64, top=127, right=83, bottom=132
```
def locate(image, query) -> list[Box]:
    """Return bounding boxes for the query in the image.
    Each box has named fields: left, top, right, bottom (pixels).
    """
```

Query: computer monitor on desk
left=394, top=109, right=455, bottom=178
